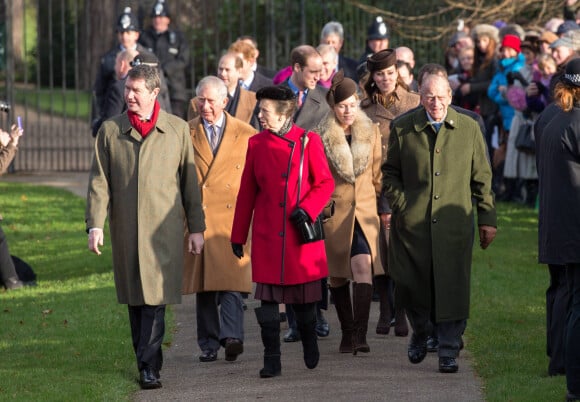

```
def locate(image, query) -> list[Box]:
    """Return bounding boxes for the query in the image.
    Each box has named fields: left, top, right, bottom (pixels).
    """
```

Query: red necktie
left=297, top=90, right=304, bottom=108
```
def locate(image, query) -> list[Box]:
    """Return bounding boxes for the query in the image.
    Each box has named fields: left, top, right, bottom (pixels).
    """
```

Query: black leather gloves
left=231, top=243, right=244, bottom=259
left=290, top=207, right=310, bottom=225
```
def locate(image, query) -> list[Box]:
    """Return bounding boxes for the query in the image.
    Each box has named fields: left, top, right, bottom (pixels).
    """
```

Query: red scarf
left=127, top=101, right=160, bottom=138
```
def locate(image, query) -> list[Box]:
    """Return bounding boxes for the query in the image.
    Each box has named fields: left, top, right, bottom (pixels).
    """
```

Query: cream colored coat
left=315, top=109, right=384, bottom=278
left=182, top=112, right=257, bottom=294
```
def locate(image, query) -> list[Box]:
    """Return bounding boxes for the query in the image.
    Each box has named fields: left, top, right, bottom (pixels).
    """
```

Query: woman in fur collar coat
left=315, top=71, right=383, bottom=355
left=360, top=49, right=419, bottom=337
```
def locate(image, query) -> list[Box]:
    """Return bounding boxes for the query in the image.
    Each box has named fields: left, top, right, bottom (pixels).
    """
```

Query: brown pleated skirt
left=255, top=280, right=322, bottom=304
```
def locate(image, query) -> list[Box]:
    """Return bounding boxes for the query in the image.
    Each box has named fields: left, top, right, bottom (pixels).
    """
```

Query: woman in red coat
left=231, top=86, right=334, bottom=378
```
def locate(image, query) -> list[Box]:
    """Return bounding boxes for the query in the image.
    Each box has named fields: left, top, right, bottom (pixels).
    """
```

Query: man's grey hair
left=127, top=64, right=160, bottom=92
left=316, top=43, right=338, bottom=59
left=195, top=76, right=228, bottom=102
left=321, top=21, right=344, bottom=41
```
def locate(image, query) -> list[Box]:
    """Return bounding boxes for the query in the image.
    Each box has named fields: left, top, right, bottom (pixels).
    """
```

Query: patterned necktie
left=210, top=125, right=219, bottom=152
left=432, top=122, right=442, bottom=133
left=297, top=90, right=304, bottom=108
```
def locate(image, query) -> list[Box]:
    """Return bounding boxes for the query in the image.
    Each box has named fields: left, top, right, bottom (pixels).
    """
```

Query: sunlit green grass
left=0, top=183, right=136, bottom=401
left=470, top=202, right=566, bottom=401
left=12, top=88, right=91, bottom=120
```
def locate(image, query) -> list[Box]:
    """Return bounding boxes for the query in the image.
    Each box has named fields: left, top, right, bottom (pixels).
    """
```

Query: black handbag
left=515, top=120, right=535, bottom=154
left=296, top=133, right=325, bottom=244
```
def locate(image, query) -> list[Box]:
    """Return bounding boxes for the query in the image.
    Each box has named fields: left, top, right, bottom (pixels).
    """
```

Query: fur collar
left=316, top=109, right=375, bottom=184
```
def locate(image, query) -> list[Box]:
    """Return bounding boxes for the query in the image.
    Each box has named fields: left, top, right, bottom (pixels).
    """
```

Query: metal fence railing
left=0, top=0, right=559, bottom=171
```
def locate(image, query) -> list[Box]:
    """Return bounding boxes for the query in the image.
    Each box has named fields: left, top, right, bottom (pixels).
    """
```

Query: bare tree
left=352, top=0, right=559, bottom=42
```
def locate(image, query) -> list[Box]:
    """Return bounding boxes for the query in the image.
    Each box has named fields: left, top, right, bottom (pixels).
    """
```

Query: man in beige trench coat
left=183, top=76, right=256, bottom=363
left=86, top=64, right=206, bottom=390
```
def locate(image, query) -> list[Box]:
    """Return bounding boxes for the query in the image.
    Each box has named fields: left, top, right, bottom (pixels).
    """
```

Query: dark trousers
left=128, top=305, right=166, bottom=372
left=406, top=307, right=466, bottom=358
left=0, top=225, right=18, bottom=286
left=547, top=264, right=569, bottom=375
left=565, top=264, right=580, bottom=393
left=196, top=291, right=245, bottom=353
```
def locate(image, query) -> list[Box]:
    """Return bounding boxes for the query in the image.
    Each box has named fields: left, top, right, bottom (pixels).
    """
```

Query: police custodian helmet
left=116, top=7, right=140, bottom=32
left=151, top=0, right=171, bottom=18
left=367, top=16, right=389, bottom=40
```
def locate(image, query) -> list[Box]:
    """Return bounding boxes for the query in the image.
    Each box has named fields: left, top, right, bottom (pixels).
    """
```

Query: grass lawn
left=12, top=88, right=91, bottom=120
left=0, top=184, right=570, bottom=401
left=469, top=202, right=567, bottom=401
left=0, top=183, right=137, bottom=400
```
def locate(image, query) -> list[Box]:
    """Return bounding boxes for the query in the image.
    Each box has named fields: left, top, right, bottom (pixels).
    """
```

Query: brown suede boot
left=329, top=283, right=354, bottom=353
left=352, top=282, right=372, bottom=355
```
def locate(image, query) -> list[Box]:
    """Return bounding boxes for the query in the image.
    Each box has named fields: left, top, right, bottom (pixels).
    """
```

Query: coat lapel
left=189, top=117, right=214, bottom=168
left=210, top=113, right=238, bottom=167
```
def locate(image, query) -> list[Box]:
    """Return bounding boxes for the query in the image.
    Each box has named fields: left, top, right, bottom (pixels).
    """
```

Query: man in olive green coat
left=382, top=73, right=496, bottom=374
left=86, top=64, right=206, bottom=390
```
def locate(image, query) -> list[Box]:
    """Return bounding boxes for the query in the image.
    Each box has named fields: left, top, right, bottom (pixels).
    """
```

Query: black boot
left=352, top=282, right=372, bottom=355
left=497, top=178, right=516, bottom=202
left=255, top=305, right=281, bottom=378
left=525, top=179, right=538, bottom=208
left=374, top=275, right=393, bottom=335
left=293, top=303, right=319, bottom=369
left=329, top=283, right=354, bottom=353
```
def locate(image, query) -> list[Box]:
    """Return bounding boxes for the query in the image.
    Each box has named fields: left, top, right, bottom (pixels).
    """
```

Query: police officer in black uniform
left=92, top=7, right=152, bottom=135
left=358, top=16, right=391, bottom=65
left=139, top=0, right=190, bottom=120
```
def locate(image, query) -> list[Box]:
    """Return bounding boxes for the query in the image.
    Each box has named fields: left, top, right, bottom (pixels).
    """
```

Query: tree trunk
left=78, top=0, right=117, bottom=90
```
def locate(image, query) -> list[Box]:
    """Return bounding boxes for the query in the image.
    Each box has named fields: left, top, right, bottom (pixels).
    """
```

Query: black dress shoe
left=438, top=357, right=459, bottom=373
left=139, top=368, right=162, bottom=389
left=283, top=327, right=301, bottom=342
left=315, top=321, right=330, bottom=337
left=568, top=391, right=580, bottom=401
left=407, top=333, right=427, bottom=364
left=224, top=338, right=244, bottom=362
left=199, top=350, right=218, bottom=362
left=426, top=335, right=439, bottom=352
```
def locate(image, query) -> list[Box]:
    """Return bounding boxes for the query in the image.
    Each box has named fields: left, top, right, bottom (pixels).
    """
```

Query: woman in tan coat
left=360, top=49, right=420, bottom=337
left=316, top=71, right=383, bottom=355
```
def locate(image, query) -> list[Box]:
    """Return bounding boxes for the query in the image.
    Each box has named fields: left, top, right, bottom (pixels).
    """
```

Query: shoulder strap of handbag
left=296, top=131, right=307, bottom=207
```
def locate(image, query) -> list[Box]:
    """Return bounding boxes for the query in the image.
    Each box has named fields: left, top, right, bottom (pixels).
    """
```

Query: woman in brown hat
left=359, top=48, right=419, bottom=338
left=315, top=70, right=383, bottom=355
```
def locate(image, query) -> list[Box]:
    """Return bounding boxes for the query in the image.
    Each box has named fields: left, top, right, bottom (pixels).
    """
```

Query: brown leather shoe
left=224, top=338, right=243, bottom=361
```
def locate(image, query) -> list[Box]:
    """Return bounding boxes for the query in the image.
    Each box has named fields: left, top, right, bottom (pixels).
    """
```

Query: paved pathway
left=2, top=172, right=486, bottom=402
